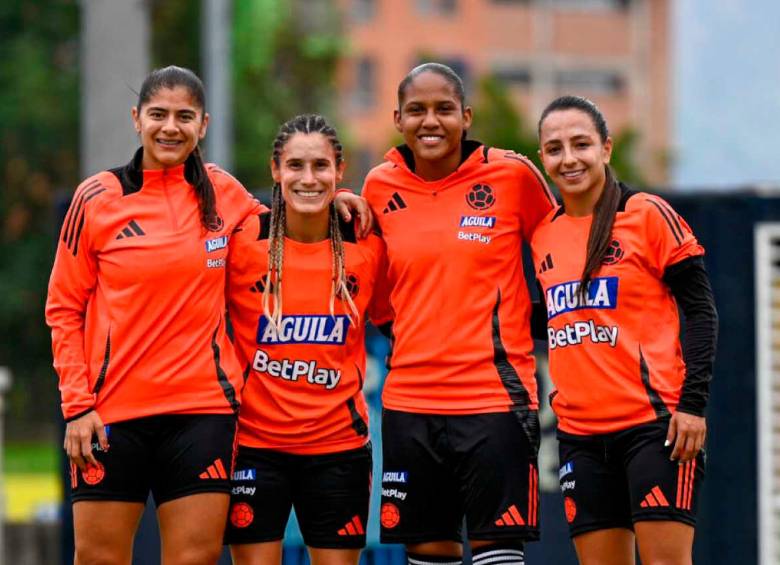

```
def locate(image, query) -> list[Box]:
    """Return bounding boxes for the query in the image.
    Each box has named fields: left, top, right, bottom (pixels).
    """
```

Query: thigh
left=379, top=410, right=461, bottom=545
left=572, top=528, right=636, bottom=565
left=308, top=547, right=361, bottom=565
left=452, top=411, right=540, bottom=542
left=295, top=444, right=372, bottom=549
left=557, top=431, right=633, bottom=538
left=73, top=500, right=145, bottom=564
left=225, top=447, right=294, bottom=545
left=621, top=420, right=705, bottom=527
left=231, top=541, right=283, bottom=565
left=70, top=419, right=151, bottom=504
left=150, top=413, right=237, bottom=506
left=634, top=521, right=694, bottom=565
left=157, top=492, right=230, bottom=565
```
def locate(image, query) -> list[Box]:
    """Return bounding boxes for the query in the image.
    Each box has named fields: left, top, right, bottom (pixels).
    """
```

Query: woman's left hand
left=335, top=191, right=374, bottom=238
left=666, top=411, right=706, bottom=463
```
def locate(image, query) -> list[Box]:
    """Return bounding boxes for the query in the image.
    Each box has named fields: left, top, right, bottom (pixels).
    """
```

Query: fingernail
left=664, top=440, right=670, bottom=447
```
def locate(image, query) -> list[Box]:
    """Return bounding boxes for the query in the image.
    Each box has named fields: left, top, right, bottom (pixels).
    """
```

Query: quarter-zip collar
left=385, top=139, right=487, bottom=189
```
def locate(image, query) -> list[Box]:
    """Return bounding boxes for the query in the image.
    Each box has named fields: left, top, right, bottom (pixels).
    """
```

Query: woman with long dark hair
left=532, top=95, right=718, bottom=565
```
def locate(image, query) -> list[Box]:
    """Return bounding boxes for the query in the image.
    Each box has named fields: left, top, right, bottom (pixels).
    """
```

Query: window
left=352, top=57, right=376, bottom=110
left=549, top=0, right=630, bottom=10
left=351, top=0, right=375, bottom=22
left=493, top=67, right=531, bottom=87
left=555, top=70, right=624, bottom=95
left=416, top=0, right=458, bottom=16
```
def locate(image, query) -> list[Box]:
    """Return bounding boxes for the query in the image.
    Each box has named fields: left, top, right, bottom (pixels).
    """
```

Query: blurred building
left=335, top=0, right=670, bottom=185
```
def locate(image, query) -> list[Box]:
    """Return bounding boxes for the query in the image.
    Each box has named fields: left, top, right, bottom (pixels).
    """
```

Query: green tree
left=0, top=0, right=80, bottom=437
left=232, top=0, right=346, bottom=191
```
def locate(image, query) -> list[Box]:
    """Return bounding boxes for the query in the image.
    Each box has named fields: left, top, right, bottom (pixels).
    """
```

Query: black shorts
left=380, top=409, right=540, bottom=544
left=224, top=443, right=372, bottom=549
left=69, top=413, right=237, bottom=506
left=557, top=418, right=705, bottom=538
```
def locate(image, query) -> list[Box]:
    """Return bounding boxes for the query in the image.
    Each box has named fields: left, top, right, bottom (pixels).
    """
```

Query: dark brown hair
left=538, top=95, right=620, bottom=295
left=397, top=62, right=466, bottom=110
left=137, top=66, right=219, bottom=231
left=264, top=114, right=358, bottom=328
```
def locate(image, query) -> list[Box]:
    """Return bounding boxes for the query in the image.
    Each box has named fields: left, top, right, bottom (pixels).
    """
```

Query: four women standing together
left=47, top=63, right=717, bottom=565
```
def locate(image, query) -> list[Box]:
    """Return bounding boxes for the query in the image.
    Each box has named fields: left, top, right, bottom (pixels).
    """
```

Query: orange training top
left=362, top=141, right=555, bottom=414
left=531, top=188, right=705, bottom=435
left=227, top=212, right=388, bottom=454
left=46, top=149, right=263, bottom=423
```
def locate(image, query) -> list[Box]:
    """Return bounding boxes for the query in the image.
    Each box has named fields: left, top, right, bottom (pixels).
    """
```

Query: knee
left=75, top=542, right=129, bottom=565
left=164, top=543, right=224, bottom=565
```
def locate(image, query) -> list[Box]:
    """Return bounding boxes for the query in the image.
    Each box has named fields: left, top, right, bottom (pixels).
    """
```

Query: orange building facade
left=335, top=0, right=670, bottom=185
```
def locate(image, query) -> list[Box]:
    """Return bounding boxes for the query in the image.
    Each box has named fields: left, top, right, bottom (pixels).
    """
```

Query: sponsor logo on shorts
left=559, top=462, right=574, bottom=479
left=564, top=497, right=577, bottom=523
left=548, top=320, right=618, bottom=349
left=90, top=425, right=111, bottom=452
left=232, top=468, right=256, bottom=481
left=457, top=231, right=491, bottom=244
left=545, top=277, right=619, bottom=319
left=231, top=486, right=256, bottom=496
left=380, top=502, right=401, bottom=529
left=207, top=258, right=225, bottom=269
left=252, top=349, right=341, bottom=390
left=561, top=480, right=575, bottom=492
left=257, top=315, right=350, bottom=345
left=459, top=215, right=496, bottom=228
left=381, top=488, right=407, bottom=501
left=337, top=515, right=365, bottom=536
left=230, top=502, right=254, bottom=528
left=205, top=235, right=228, bottom=252
left=382, top=471, right=408, bottom=483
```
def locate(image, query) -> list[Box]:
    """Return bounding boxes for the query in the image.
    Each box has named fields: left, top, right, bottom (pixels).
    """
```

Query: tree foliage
left=232, top=0, right=346, bottom=191
left=0, top=1, right=80, bottom=436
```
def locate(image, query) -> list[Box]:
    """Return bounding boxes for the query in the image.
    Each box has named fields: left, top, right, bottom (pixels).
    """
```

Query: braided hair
left=263, top=114, right=360, bottom=330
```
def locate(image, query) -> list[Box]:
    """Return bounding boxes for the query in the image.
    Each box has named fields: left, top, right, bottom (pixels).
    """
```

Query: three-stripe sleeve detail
left=647, top=198, right=684, bottom=245
left=63, top=181, right=106, bottom=256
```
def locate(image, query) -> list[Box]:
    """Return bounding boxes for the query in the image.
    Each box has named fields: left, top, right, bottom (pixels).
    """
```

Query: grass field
left=3, top=442, right=60, bottom=522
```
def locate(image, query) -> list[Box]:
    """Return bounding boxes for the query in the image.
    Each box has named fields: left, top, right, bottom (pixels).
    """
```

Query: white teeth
left=296, top=191, right=321, bottom=197
left=421, top=136, right=441, bottom=141
left=158, top=140, right=180, bottom=146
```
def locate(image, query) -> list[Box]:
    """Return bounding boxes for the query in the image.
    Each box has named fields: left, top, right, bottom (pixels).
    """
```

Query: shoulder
left=205, top=163, right=247, bottom=192
left=622, top=187, right=677, bottom=219
left=531, top=205, right=565, bottom=239
left=363, top=162, right=399, bottom=193
left=71, top=170, right=123, bottom=210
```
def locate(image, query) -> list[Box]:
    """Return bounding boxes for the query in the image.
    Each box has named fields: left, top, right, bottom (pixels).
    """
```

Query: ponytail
left=579, top=166, right=620, bottom=296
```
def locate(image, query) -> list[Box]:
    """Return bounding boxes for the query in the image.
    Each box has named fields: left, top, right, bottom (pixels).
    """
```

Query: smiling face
left=539, top=108, right=613, bottom=214
left=132, top=85, right=208, bottom=170
left=394, top=71, right=473, bottom=181
left=272, top=132, right=344, bottom=220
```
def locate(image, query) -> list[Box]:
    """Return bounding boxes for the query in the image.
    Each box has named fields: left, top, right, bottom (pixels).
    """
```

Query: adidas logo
left=539, top=253, right=554, bottom=273
left=337, top=515, right=365, bottom=536
left=495, top=504, right=525, bottom=526
left=199, top=459, right=228, bottom=480
left=383, top=192, right=407, bottom=214
left=640, top=485, right=669, bottom=508
left=115, top=220, right=146, bottom=239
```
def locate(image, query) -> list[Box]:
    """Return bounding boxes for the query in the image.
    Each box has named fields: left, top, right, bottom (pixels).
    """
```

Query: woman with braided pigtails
left=225, top=114, right=390, bottom=565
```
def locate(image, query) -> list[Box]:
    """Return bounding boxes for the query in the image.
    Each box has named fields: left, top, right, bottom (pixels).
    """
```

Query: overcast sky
left=672, top=0, right=780, bottom=190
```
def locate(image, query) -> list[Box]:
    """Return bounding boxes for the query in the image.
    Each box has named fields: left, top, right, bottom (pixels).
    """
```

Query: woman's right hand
left=64, top=410, right=108, bottom=470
